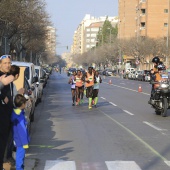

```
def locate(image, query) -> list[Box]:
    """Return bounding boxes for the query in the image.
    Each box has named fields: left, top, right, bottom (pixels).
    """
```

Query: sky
left=45, top=0, right=118, bottom=55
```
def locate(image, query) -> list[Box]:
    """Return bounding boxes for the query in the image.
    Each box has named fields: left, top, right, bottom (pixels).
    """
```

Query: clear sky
left=45, top=0, right=118, bottom=55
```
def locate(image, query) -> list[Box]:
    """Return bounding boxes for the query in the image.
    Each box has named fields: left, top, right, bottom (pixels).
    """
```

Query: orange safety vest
left=75, top=75, right=83, bottom=87
left=85, top=72, right=94, bottom=87
left=154, top=73, right=163, bottom=89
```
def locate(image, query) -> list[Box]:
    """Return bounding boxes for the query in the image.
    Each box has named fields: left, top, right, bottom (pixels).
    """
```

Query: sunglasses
left=0, top=55, right=11, bottom=60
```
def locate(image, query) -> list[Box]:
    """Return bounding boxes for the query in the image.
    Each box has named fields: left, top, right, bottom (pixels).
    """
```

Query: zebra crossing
left=44, top=160, right=142, bottom=170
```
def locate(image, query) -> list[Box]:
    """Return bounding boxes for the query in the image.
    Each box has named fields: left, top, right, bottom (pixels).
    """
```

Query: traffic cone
left=109, top=79, right=112, bottom=84
left=138, top=84, right=142, bottom=92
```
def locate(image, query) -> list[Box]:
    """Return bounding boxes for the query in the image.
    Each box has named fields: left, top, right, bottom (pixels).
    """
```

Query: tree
left=97, top=17, right=118, bottom=46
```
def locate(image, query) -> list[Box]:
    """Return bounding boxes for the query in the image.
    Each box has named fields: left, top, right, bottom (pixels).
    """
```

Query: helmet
left=152, top=56, right=160, bottom=64
left=157, top=62, right=166, bottom=71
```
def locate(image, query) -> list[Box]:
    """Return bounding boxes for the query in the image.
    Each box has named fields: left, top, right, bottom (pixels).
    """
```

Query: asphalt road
left=25, top=72, right=170, bottom=170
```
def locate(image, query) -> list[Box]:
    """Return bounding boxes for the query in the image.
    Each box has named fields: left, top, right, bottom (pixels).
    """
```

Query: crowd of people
left=68, top=67, right=102, bottom=109
left=0, top=55, right=29, bottom=170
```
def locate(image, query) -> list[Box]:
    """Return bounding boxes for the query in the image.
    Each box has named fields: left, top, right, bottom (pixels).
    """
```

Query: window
left=141, top=9, right=146, bottom=15
left=141, top=22, right=145, bottom=28
left=164, top=9, right=168, bottom=13
left=164, top=23, right=168, bottom=27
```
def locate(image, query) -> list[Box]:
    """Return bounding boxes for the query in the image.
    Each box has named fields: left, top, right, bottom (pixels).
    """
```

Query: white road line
left=44, top=160, right=76, bottom=170
left=123, top=110, right=134, bottom=116
left=164, top=161, right=170, bottom=167
left=143, top=121, right=167, bottom=132
left=105, top=161, right=142, bottom=170
left=101, top=97, right=106, bottom=100
left=103, top=82, right=150, bottom=95
left=109, top=102, right=117, bottom=106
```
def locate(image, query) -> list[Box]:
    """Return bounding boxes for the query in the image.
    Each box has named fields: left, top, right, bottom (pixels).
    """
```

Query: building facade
left=118, top=0, right=170, bottom=68
left=72, top=14, right=118, bottom=54
left=119, top=0, right=170, bottom=39
left=46, top=26, right=56, bottom=56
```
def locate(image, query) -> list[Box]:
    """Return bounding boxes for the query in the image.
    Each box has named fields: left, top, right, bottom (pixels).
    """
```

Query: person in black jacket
left=0, top=55, right=13, bottom=170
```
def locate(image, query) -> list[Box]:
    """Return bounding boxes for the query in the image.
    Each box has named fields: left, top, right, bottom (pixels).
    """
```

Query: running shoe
left=72, top=103, right=75, bottom=106
left=80, top=99, right=84, bottom=104
left=89, top=105, right=92, bottom=109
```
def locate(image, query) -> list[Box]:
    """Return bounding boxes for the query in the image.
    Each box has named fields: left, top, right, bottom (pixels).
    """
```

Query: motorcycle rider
left=149, top=56, right=166, bottom=104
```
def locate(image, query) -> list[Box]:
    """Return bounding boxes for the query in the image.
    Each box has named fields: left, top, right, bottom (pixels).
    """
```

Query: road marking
left=97, top=109, right=170, bottom=167
left=101, top=97, right=106, bottom=100
left=105, top=161, right=141, bottom=170
left=123, top=110, right=134, bottom=116
left=30, top=145, right=54, bottom=148
left=109, top=102, right=117, bottom=106
left=44, top=160, right=76, bottom=170
left=143, top=121, right=167, bottom=132
left=103, top=82, right=150, bottom=95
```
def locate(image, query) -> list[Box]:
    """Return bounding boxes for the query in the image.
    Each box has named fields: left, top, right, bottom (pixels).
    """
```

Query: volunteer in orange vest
left=85, top=67, right=95, bottom=109
left=75, top=70, right=84, bottom=105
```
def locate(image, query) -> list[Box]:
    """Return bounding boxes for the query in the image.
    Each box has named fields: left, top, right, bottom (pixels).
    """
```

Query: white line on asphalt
left=103, top=82, right=150, bottom=95
left=143, top=121, right=167, bottom=132
left=105, top=161, right=142, bottom=170
left=44, top=160, right=76, bottom=170
left=164, top=161, right=170, bottom=167
left=101, top=97, right=106, bottom=100
left=109, top=102, right=117, bottom=106
left=123, top=110, right=134, bottom=116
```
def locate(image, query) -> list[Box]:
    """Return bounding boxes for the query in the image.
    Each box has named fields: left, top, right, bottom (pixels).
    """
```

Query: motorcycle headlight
left=160, top=84, right=169, bottom=88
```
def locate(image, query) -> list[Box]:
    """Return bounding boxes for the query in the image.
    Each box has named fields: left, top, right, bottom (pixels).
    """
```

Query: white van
left=12, top=61, right=39, bottom=114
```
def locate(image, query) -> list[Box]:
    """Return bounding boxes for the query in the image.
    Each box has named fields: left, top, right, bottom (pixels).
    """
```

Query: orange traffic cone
left=109, top=79, right=112, bottom=84
left=138, top=84, right=142, bottom=92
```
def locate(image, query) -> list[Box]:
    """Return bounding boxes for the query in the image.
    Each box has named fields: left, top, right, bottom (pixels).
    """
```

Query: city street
left=25, top=72, right=170, bottom=170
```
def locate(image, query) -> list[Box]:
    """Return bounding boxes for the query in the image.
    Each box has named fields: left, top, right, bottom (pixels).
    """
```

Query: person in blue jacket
left=11, top=94, right=30, bottom=170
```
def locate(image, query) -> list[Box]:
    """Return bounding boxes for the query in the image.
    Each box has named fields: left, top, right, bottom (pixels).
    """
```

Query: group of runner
left=68, top=67, right=102, bottom=109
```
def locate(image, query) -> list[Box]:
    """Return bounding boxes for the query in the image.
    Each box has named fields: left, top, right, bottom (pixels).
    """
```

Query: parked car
left=35, top=65, right=44, bottom=103
left=12, top=61, right=38, bottom=117
left=13, top=66, right=35, bottom=126
left=128, top=71, right=134, bottom=79
left=145, top=72, right=151, bottom=82
left=106, top=69, right=113, bottom=76
left=42, top=69, right=48, bottom=87
left=132, top=71, right=142, bottom=80
left=137, top=70, right=150, bottom=81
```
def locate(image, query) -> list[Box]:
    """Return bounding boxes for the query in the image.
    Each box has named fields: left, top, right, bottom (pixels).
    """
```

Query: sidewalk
left=3, top=158, right=36, bottom=170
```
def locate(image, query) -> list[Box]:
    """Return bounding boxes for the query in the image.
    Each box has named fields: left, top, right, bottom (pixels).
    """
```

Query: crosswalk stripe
left=105, top=161, right=142, bottom=170
left=44, top=160, right=76, bottom=170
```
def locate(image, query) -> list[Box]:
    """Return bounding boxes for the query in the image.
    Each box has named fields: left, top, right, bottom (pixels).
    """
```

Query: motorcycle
left=149, top=78, right=170, bottom=117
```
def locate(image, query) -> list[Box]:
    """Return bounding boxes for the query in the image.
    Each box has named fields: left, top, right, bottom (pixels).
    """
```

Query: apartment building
left=72, top=14, right=118, bottom=54
left=119, top=0, right=170, bottom=68
left=119, top=0, right=170, bottom=39
left=46, top=26, right=56, bottom=56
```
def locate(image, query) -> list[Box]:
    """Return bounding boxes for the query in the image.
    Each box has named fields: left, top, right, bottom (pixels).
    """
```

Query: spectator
left=11, top=94, right=30, bottom=170
left=0, top=55, right=13, bottom=170
left=5, top=65, right=21, bottom=166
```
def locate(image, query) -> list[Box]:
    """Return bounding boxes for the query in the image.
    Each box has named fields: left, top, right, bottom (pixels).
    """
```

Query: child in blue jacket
left=11, top=94, right=30, bottom=170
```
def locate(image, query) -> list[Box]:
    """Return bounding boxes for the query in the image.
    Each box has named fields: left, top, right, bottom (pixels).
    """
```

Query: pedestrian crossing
left=44, top=160, right=142, bottom=170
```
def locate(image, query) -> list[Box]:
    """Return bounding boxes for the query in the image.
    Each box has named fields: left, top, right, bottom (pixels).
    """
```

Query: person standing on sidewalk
left=0, top=55, right=13, bottom=170
left=11, top=94, right=30, bottom=170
